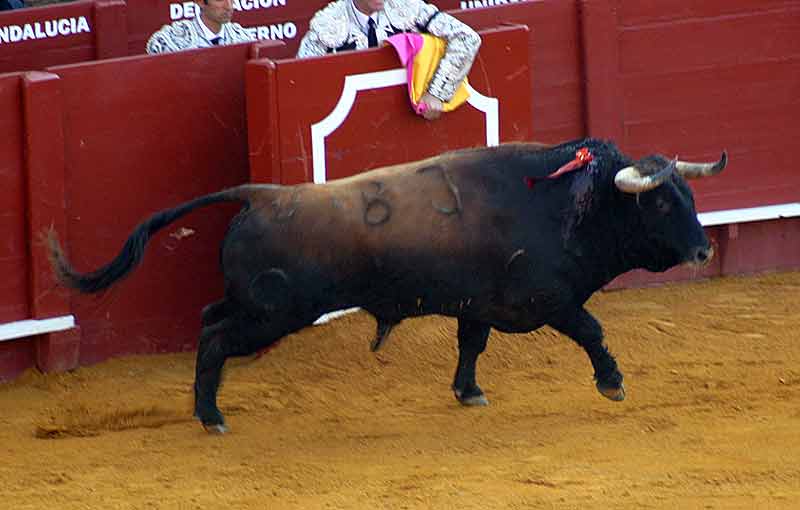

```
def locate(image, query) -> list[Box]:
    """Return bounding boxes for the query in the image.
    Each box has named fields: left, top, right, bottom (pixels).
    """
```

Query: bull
left=48, top=138, right=726, bottom=433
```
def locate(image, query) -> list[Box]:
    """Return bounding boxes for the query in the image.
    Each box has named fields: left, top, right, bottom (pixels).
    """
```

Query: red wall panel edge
left=93, top=0, right=129, bottom=60
left=579, top=0, right=623, bottom=141
left=246, top=59, right=282, bottom=184
left=21, top=71, right=80, bottom=373
left=21, top=71, right=71, bottom=320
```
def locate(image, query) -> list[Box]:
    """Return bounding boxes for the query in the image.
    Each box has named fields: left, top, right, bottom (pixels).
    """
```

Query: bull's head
left=613, top=152, right=727, bottom=272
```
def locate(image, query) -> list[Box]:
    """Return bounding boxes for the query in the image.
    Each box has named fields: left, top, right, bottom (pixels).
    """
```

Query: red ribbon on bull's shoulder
left=524, top=148, right=593, bottom=189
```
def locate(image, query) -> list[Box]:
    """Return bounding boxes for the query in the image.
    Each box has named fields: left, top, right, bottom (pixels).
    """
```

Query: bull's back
left=222, top=148, right=569, bottom=315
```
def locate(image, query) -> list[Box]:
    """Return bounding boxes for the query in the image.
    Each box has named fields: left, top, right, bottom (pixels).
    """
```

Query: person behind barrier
left=296, top=0, right=481, bottom=120
left=0, top=0, right=25, bottom=11
left=146, top=0, right=255, bottom=54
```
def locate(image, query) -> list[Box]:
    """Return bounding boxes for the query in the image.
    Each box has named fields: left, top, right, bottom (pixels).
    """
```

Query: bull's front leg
left=452, top=319, right=491, bottom=406
left=549, top=307, right=625, bottom=401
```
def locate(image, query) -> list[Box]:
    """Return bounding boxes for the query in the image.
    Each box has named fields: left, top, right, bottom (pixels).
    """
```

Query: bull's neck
left=565, top=185, right=638, bottom=293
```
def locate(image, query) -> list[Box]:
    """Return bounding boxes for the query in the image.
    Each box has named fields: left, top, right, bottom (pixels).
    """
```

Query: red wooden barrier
left=246, top=25, right=531, bottom=185
left=0, top=0, right=127, bottom=74
left=452, top=0, right=583, bottom=143
left=0, top=74, right=27, bottom=325
left=0, top=73, right=33, bottom=381
left=581, top=0, right=800, bottom=213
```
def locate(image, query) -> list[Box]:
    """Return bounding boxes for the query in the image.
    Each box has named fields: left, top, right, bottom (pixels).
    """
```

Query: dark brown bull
left=48, top=138, right=726, bottom=433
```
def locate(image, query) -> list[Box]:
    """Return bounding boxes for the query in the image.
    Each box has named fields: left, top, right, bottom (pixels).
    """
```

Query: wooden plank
left=624, top=101, right=800, bottom=157
left=622, top=59, right=800, bottom=124
left=0, top=73, right=28, bottom=323
left=22, top=71, right=71, bottom=320
left=453, top=0, right=584, bottom=140
left=618, top=0, right=798, bottom=27
left=619, top=8, right=800, bottom=75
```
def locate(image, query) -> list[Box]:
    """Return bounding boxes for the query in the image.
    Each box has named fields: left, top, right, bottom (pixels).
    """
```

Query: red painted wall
left=0, top=74, right=28, bottom=324
left=582, top=0, right=800, bottom=212
left=0, top=73, right=35, bottom=381
left=454, top=0, right=585, bottom=142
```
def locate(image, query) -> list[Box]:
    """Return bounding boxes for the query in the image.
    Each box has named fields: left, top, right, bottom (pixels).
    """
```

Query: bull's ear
left=614, top=158, right=676, bottom=194
left=675, top=151, right=727, bottom=179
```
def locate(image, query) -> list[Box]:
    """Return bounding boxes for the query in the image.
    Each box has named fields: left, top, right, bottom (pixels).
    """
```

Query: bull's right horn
left=614, top=159, right=677, bottom=194
left=675, top=151, right=728, bottom=179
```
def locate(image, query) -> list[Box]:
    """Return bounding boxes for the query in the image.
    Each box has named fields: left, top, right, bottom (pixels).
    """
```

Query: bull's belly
left=361, top=291, right=552, bottom=333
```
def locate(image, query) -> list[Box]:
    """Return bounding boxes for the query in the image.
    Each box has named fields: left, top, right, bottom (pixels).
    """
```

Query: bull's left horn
left=675, top=151, right=728, bottom=179
left=614, top=159, right=677, bottom=194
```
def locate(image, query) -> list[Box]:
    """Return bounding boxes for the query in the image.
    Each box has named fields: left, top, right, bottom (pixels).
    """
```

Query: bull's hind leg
left=194, top=310, right=308, bottom=434
left=452, top=319, right=491, bottom=406
left=194, top=318, right=232, bottom=432
left=549, top=307, right=625, bottom=401
left=201, top=299, right=230, bottom=327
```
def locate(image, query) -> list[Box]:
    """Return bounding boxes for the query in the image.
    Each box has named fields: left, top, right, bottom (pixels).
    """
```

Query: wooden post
left=22, top=71, right=80, bottom=373
left=579, top=0, right=624, bottom=141
left=94, top=0, right=129, bottom=59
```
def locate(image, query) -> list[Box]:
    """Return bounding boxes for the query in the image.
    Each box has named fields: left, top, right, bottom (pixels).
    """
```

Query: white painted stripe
left=699, top=203, right=800, bottom=227
left=312, top=69, right=407, bottom=184
left=313, top=307, right=361, bottom=325
left=464, top=83, right=499, bottom=147
left=0, top=315, right=75, bottom=342
left=311, top=68, right=500, bottom=183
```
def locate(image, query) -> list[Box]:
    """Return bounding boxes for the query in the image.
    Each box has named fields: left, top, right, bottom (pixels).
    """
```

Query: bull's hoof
left=454, top=388, right=489, bottom=406
left=202, top=422, right=229, bottom=435
left=596, top=381, right=626, bottom=402
left=370, top=336, right=387, bottom=352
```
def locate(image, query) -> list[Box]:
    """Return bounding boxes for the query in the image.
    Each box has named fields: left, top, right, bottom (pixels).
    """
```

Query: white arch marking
left=310, top=68, right=499, bottom=184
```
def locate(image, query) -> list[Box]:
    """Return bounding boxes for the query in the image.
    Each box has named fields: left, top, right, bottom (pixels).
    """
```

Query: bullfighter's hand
left=419, top=92, right=444, bottom=120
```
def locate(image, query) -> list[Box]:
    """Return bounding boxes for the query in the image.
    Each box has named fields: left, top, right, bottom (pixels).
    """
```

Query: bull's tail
left=47, top=184, right=268, bottom=294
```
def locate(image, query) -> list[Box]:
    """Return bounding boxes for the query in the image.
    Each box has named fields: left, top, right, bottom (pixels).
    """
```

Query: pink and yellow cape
left=385, top=33, right=471, bottom=116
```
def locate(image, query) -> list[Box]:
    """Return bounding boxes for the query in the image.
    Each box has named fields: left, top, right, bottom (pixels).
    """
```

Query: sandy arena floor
left=1, top=271, right=799, bottom=509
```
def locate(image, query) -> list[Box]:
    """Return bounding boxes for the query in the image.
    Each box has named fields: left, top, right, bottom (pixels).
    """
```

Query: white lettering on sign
left=459, top=0, right=530, bottom=9
left=245, top=21, right=297, bottom=41
left=170, top=0, right=288, bottom=20
left=0, top=16, right=91, bottom=44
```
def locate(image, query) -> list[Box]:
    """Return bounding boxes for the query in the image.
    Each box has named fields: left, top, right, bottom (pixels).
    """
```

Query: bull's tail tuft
left=45, top=227, right=90, bottom=292
left=45, top=185, right=264, bottom=294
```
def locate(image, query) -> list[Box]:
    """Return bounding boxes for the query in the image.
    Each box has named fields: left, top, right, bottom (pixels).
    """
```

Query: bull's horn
left=614, top=159, right=677, bottom=194
left=675, top=151, right=727, bottom=179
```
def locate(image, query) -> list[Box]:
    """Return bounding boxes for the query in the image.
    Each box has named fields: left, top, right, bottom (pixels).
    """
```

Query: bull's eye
left=656, top=197, right=671, bottom=214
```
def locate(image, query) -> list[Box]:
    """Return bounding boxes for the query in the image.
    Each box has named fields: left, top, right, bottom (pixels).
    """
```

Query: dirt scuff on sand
left=1, top=272, right=799, bottom=509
